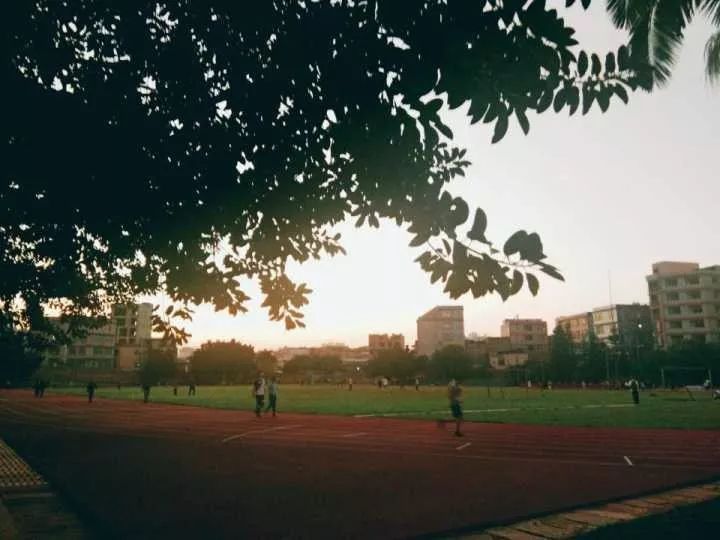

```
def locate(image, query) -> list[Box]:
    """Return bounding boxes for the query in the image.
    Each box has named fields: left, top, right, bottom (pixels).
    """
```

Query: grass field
left=51, top=384, right=720, bottom=429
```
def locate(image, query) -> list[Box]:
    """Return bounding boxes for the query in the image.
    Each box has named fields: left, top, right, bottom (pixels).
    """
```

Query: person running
left=252, top=372, right=266, bottom=417
left=265, top=377, right=279, bottom=417
left=86, top=380, right=97, bottom=403
left=448, top=379, right=464, bottom=437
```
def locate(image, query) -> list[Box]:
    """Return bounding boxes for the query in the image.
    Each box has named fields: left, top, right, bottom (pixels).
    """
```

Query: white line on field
left=342, top=432, right=368, bottom=438
left=456, top=442, right=471, bottom=451
left=221, top=424, right=303, bottom=444
left=624, top=455, right=634, bottom=466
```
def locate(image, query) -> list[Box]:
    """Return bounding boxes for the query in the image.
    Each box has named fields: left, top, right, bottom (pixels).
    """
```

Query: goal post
left=660, top=366, right=712, bottom=389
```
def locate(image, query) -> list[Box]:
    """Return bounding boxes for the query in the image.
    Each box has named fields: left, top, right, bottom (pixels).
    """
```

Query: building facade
left=44, top=320, right=117, bottom=370
left=112, top=302, right=152, bottom=346
left=489, top=352, right=529, bottom=370
left=500, top=319, right=548, bottom=352
left=555, top=312, right=594, bottom=343
left=592, top=304, right=653, bottom=347
left=416, top=306, right=464, bottom=357
left=368, top=333, right=405, bottom=355
left=465, top=336, right=513, bottom=362
left=647, top=261, right=720, bottom=348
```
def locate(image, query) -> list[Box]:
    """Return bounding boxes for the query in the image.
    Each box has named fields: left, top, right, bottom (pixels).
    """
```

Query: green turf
left=50, top=384, right=720, bottom=429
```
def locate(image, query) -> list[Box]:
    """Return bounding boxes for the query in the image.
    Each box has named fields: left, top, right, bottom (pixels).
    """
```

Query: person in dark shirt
left=86, top=381, right=97, bottom=403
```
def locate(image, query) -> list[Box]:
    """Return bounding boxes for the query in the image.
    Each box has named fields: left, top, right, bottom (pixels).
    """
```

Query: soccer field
left=51, top=384, right=720, bottom=429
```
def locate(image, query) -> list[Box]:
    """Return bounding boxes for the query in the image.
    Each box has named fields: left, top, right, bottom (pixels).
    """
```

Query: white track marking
left=221, top=424, right=303, bottom=444
left=342, top=432, right=368, bottom=438
left=456, top=442, right=472, bottom=451
left=624, top=455, right=634, bottom=466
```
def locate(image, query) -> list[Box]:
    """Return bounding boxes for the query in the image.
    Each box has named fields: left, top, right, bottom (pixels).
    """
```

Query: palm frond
left=705, top=29, right=720, bottom=83
left=700, top=0, right=720, bottom=26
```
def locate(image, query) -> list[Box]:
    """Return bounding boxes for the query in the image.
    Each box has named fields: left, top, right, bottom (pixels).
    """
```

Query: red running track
left=0, top=390, right=719, bottom=539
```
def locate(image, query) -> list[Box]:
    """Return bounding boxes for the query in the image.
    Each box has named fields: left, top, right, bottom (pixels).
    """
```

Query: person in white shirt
left=252, top=373, right=266, bottom=417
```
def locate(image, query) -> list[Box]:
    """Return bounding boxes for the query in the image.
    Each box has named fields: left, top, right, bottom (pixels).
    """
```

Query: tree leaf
left=605, top=52, right=616, bottom=74
left=491, top=114, right=509, bottom=143
left=467, top=208, right=488, bottom=243
left=578, top=51, right=588, bottom=76
left=536, top=90, right=553, bottom=113
left=516, top=108, right=530, bottom=135
left=526, top=273, right=540, bottom=296
left=553, top=88, right=566, bottom=112
left=613, top=83, right=629, bottom=104
left=591, top=53, right=602, bottom=76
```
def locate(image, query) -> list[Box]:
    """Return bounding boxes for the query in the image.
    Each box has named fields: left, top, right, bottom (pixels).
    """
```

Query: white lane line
left=221, top=424, right=303, bottom=444
left=624, top=455, right=634, bottom=466
left=456, top=442, right=472, bottom=451
left=342, top=432, right=368, bottom=438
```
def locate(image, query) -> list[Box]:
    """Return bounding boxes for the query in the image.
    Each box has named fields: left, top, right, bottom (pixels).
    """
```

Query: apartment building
left=647, top=261, right=720, bottom=348
left=555, top=312, right=594, bottom=343
left=592, top=304, right=653, bottom=347
left=465, top=336, right=513, bottom=362
left=112, top=302, right=152, bottom=345
left=501, top=318, right=548, bottom=352
left=416, top=306, right=464, bottom=357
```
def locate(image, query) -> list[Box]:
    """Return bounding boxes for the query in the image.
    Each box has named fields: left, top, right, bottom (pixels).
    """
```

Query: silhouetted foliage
left=138, top=349, right=177, bottom=387
left=2, top=1, right=651, bottom=374
left=282, top=354, right=343, bottom=380
left=428, top=345, right=473, bottom=382
left=254, top=349, right=279, bottom=375
left=366, top=347, right=418, bottom=381
left=602, top=0, right=720, bottom=85
left=548, top=325, right=575, bottom=382
left=190, top=340, right=255, bottom=384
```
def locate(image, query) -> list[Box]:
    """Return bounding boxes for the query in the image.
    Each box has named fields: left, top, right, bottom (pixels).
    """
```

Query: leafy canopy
left=2, top=1, right=649, bottom=343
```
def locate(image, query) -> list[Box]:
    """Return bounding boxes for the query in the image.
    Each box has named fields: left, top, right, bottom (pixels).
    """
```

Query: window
left=667, top=306, right=681, bottom=315
left=687, top=291, right=701, bottom=300
left=666, top=292, right=679, bottom=301
left=690, top=319, right=705, bottom=328
left=686, top=277, right=700, bottom=286
left=669, top=321, right=682, bottom=329
left=713, top=276, right=719, bottom=284
left=525, top=334, right=533, bottom=341
left=524, top=325, right=532, bottom=331
left=665, top=278, right=678, bottom=287
left=688, top=305, right=703, bottom=315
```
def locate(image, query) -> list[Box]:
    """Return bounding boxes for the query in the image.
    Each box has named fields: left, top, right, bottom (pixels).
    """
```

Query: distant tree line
left=523, top=326, right=720, bottom=387
left=189, top=341, right=278, bottom=385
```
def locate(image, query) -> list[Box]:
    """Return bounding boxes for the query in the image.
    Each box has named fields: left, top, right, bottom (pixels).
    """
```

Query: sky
left=164, top=3, right=720, bottom=350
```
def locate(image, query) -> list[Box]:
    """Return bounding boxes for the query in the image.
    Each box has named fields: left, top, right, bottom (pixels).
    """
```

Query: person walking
left=448, top=379, right=464, bottom=437
left=348, top=376, right=353, bottom=391
left=265, top=377, right=279, bottom=417
left=415, top=377, right=420, bottom=391
left=630, top=378, right=640, bottom=405
left=252, top=372, right=266, bottom=417
left=86, top=380, right=97, bottom=403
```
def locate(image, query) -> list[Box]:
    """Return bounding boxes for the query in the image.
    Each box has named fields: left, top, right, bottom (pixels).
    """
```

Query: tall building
left=647, top=261, right=720, bottom=348
left=416, top=306, right=464, bottom=357
left=592, top=304, right=653, bottom=347
left=555, top=312, right=594, bottom=343
left=501, top=318, right=548, bottom=352
left=368, top=333, right=405, bottom=355
left=112, top=302, right=152, bottom=346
